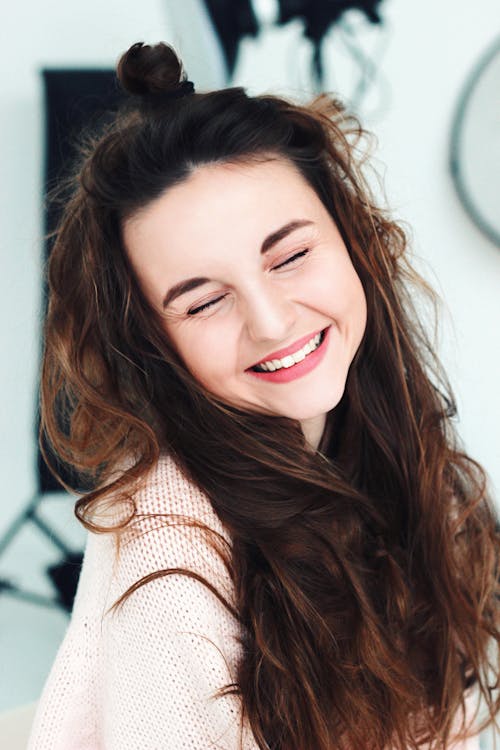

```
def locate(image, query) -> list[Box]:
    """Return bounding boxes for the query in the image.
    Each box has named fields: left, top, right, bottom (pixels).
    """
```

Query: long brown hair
left=40, top=41, right=499, bottom=749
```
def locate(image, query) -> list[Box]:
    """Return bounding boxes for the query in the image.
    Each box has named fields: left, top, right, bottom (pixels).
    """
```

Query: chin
left=278, top=389, right=346, bottom=422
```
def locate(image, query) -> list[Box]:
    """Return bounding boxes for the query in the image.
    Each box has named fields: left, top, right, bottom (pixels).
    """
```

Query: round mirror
left=450, top=36, right=500, bottom=247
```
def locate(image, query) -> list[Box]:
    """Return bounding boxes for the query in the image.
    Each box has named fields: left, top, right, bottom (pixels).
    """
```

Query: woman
left=28, top=41, right=499, bottom=749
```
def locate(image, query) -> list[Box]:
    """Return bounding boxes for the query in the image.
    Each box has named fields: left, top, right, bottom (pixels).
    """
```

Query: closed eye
left=272, top=248, right=310, bottom=270
left=187, top=294, right=228, bottom=316
left=187, top=249, right=310, bottom=315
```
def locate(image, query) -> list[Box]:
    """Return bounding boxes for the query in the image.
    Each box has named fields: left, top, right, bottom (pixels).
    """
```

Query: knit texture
left=27, top=452, right=480, bottom=749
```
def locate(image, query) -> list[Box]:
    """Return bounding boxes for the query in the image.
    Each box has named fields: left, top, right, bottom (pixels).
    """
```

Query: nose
left=243, top=283, right=295, bottom=343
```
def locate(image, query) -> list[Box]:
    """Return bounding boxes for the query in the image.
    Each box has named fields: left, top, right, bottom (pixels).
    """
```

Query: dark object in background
left=43, top=70, right=124, bottom=261
left=203, top=0, right=260, bottom=77
left=277, top=0, right=383, bottom=82
left=47, top=552, right=87, bottom=612
left=41, top=69, right=126, bottom=493
left=203, top=0, right=384, bottom=82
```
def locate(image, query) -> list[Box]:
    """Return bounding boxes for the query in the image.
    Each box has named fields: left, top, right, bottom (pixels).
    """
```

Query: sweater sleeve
left=99, top=454, right=260, bottom=750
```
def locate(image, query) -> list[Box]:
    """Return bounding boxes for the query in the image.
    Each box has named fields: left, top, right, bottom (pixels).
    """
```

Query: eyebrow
left=162, top=219, right=314, bottom=309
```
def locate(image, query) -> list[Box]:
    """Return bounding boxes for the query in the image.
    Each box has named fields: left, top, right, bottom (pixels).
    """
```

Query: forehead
left=122, top=157, right=327, bottom=291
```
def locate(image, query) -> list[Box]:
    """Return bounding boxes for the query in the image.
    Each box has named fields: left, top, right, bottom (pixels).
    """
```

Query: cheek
left=346, top=274, right=368, bottom=347
left=303, top=255, right=363, bottom=309
left=334, top=260, right=366, bottom=304
left=294, top=262, right=336, bottom=304
left=311, top=258, right=367, bottom=337
left=342, top=275, right=367, bottom=343
left=168, top=324, right=236, bottom=388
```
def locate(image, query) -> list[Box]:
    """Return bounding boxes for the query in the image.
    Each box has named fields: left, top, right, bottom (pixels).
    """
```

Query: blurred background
left=0, top=0, right=499, bottom=744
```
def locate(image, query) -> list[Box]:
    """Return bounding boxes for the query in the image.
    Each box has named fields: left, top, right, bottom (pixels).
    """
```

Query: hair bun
left=117, top=41, right=187, bottom=97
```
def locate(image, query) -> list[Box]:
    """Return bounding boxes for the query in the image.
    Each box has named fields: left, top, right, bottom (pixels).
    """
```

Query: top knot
left=116, top=41, right=194, bottom=106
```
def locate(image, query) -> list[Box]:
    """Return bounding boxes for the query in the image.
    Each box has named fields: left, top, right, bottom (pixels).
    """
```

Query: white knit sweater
left=27, top=453, right=480, bottom=749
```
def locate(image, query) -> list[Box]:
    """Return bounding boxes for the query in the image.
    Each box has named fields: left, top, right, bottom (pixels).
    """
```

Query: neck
left=300, top=413, right=327, bottom=452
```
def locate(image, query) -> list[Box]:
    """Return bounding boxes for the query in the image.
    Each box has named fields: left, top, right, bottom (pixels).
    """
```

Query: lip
left=246, top=326, right=326, bottom=370
left=245, top=325, right=331, bottom=384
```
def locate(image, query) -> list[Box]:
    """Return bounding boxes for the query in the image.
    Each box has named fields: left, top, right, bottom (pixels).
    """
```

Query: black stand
left=0, top=493, right=82, bottom=612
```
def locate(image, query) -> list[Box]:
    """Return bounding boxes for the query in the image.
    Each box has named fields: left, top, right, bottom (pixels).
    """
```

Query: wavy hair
left=40, top=41, right=499, bottom=749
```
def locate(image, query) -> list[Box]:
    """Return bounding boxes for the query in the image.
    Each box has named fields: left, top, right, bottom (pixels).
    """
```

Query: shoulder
left=122, top=451, right=233, bottom=555
left=105, top=451, right=236, bottom=616
left=97, top=446, right=255, bottom=750
left=130, top=451, right=228, bottom=533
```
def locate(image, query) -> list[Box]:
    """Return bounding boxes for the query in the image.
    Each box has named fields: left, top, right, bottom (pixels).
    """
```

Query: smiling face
left=123, top=157, right=367, bottom=449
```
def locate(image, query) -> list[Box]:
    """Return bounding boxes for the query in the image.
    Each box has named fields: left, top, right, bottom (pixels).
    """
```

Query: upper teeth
left=254, top=331, right=323, bottom=372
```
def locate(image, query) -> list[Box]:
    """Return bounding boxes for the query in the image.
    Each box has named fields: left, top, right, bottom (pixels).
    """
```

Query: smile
left=246, top=326, right=331, bottom=383
left=250, top=330, right=326, bottom=372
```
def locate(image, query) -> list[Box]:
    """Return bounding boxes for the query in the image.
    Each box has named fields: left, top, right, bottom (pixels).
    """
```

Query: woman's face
left=123, top=157, right=367, bottom=449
